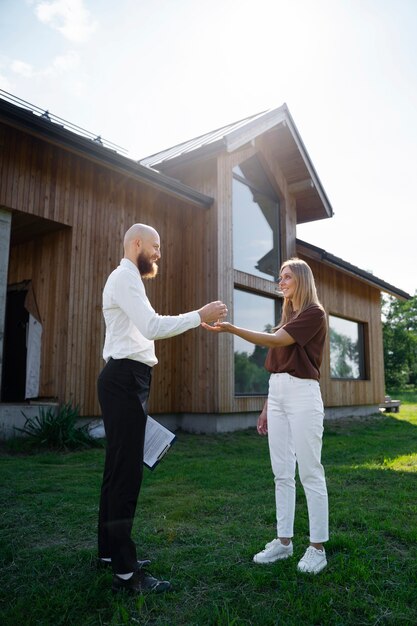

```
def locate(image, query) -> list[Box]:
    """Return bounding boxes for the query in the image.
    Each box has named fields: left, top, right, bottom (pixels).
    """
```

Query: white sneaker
left=297, top=546, right=327, bottom=574
left=253, top=538, right=293, bottom=564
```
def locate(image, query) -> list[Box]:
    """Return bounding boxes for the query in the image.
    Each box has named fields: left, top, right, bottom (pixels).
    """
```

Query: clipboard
left=144, top=415, right=176, bottom=470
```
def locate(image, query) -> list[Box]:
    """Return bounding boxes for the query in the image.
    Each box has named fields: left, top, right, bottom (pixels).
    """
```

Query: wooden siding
left=171, top=145, right=296, bottom=414
left=299, top=254, right=385, bottom=407
left=0, top=123, right=216, bottom=416
left=157, top=159, right=223, bottom=413
left=154, top=141, right=385, bottom=413
left=0, top=120, right=385, bottom=419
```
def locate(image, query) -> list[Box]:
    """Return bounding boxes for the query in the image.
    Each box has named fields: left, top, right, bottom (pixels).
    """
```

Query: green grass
left=1, top=405, right=417, bottom=625
left=387, top=388, right=417, bottom=403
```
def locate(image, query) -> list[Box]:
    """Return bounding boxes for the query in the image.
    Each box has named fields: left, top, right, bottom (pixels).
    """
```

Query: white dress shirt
left=102, top=258, right=201, bottom=367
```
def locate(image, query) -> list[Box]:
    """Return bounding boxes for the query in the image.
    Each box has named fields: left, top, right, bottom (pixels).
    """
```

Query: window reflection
left=234, top=289, right=276, bottom=395
left=233, top=156, right=280, bottom=281
left=329, top=315, right=365, bottom=379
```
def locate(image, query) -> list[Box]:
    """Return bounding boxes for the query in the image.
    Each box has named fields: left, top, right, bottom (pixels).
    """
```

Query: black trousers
left=97, top=357, right=152, bottom=574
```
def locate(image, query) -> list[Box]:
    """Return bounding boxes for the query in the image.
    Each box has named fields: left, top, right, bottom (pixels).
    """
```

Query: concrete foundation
left=0, top=403, right=58, bottom=440
left=154, top=406, right=382, bottom=433
left=158, top=412, right=260, bottom=434
left=324, top=405, right=380, bottom=420
left=1, top=404, right=382, bottom=440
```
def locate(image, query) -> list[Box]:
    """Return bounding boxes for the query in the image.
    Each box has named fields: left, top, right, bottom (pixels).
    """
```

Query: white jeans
left=267, top=372, right=329, bottom=543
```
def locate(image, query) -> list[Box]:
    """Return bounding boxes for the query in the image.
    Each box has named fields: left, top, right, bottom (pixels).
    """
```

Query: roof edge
left=0, top=96, right=213, bottom=209
left=282, top=107, right=333, bottom=220
left=296, top=238, right=412, bottom=300
left=224, top=106, right=287, bottom=153
left=140, top=104, right=334, bottom=221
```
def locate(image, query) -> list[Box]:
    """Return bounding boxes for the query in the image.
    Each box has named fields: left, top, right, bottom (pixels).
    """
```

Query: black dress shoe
left=112, top=569, right=172, bottom=594
left=97, top=558, right=151, bottom=570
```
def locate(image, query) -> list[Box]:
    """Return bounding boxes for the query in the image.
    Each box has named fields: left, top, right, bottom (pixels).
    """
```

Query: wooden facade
left=0, top=96, right=409, bottom=433
left=139, top=109, right=408, bottom=420
left=152, top=141, right=385, bottom=416
left=297, top=248, right=385, bottom=409
left=0, top=116, right=218, bottom=418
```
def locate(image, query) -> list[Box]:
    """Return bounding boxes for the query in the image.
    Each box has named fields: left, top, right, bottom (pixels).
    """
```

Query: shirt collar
left=120, top=258, right=140, bottom=276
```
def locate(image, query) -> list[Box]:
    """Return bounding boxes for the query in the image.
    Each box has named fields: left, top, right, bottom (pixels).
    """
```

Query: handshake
left=197, top=301, right=228, bottom=324
left=197, top=300, right=234, bottom=334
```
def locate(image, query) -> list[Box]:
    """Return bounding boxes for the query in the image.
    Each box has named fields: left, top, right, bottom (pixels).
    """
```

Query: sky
left=0, top=0, right=416, bottom=295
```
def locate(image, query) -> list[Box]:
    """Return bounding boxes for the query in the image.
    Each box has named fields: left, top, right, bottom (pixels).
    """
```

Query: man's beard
left=137, top=252, right=158, bottom=279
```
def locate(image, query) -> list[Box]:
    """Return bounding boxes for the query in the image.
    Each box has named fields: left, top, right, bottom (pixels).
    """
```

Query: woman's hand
left=257, top=403, right=268, bottom=435
left=201, top=321, right=233, bottom=333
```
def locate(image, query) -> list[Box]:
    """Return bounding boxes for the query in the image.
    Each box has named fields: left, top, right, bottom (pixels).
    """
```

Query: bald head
left=124, top=223, right=159, bottom=251
left=123, top=223, right=161, bottom=278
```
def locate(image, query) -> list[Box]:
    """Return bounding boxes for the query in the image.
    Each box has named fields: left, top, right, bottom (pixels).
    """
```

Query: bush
left=16, top=401, right=101, bottom=451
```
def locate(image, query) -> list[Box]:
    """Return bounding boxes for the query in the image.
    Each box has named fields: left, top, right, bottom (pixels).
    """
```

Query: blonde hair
left=275, top=258, right=323, bottom=329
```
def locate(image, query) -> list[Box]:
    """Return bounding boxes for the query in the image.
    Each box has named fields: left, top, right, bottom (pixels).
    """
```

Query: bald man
left=97, top=224, right=227, bottom=595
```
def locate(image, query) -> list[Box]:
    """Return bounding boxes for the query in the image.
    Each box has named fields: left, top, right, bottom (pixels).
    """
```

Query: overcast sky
left=1, top=0, right=416, bottom=295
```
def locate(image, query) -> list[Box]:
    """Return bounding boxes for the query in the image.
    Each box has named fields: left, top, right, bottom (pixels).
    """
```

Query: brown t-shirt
left=264, top=304, right=327, bottom=380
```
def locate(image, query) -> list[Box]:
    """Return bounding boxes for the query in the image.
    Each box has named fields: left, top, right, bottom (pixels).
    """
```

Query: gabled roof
left=0, top=91, right=213, bottom=209
left=297, top=239, right=411, bottom=300
left=140, top=109, right=271, bottom=167
left=140, top=104, right=334, bottom=224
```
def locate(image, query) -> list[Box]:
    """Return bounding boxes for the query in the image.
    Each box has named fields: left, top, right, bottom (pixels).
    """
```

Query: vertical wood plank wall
left=163, top=141, right=302, bottom=414
left=0, top=121, right=386, bottom=418
left=300, top=255, right=385, bottom=407
left=160, top=159, right=223, bottom=413
left=160, top=141, right=386, bottom=413
left=0, top=124, right=213, bottom=416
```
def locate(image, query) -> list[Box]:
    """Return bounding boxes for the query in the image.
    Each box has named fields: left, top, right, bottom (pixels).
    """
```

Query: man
left=97, top=223, right=227, bottom=595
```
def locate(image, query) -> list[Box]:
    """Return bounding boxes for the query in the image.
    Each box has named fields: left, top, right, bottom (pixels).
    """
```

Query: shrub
left=16, top=401, right=101, bottom=451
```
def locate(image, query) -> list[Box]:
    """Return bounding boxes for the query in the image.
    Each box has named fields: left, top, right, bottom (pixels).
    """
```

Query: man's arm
left=115, top=271, right=227, bottom=340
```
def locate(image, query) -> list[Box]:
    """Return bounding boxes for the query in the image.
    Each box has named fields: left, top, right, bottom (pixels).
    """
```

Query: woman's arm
left=201, top=321, right=295, bottom=348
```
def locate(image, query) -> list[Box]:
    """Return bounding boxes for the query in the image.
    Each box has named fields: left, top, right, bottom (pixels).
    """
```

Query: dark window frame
left=329, top=314, right=369, bottom=381
left=233, top=287, right=281, bottom=396
left=232, top=155, right=281, bottom=283
left=232, top=154, right=283, bottom=397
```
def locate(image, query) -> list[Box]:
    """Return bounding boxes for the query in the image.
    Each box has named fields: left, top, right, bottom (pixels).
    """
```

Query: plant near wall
left=17, top=401, right=100, bottom=450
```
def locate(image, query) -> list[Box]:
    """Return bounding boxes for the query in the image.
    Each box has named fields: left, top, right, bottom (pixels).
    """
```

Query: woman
left=203, top=258, right=328, bottom=574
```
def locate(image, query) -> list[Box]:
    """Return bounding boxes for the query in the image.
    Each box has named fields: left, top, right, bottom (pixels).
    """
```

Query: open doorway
left=1, top=281, right=42, bottom=402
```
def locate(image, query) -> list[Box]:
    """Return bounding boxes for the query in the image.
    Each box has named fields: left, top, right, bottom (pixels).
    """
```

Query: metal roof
left=140, top=110, right=269, bottom=168
left=140, top=105, right=334, bottom=223
left=0, top=90, right=213, bottom=209
left=297, top=239, right=411, bottom=300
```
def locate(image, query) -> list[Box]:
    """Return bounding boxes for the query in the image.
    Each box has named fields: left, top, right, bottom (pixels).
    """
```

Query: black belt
left=109, top=357, right=151, bottom=375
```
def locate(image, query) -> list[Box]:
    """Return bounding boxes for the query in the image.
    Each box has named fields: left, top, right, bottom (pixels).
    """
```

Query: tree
left=382, top=293, right=417, bottom=390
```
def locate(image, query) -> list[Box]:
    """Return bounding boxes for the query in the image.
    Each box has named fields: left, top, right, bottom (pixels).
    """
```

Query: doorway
left=1, top=288, right=28, bottom=402
left=1, top=281, right=42, bottom=402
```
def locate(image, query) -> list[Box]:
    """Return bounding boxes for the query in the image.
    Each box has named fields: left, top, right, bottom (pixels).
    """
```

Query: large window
left=233, top=156, right=280, bottom=281
left=329, top=315, right=366, bottom=380
left=232, top=155, right=281, bottom=396
left=234, top=289, right=278, bottom=395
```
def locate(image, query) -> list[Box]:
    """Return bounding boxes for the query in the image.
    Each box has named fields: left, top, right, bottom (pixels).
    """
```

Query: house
left=0, top=92, right=410, bottom=438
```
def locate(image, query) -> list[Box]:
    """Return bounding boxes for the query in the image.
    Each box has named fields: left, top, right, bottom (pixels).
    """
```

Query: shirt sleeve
left=114, top=269, right=201, bottom=340
left=283, top=306, right=326, bottom=347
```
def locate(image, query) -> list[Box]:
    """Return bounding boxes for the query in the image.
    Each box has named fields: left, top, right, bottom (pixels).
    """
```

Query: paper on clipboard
left=144, top=415, right=176, bottom=470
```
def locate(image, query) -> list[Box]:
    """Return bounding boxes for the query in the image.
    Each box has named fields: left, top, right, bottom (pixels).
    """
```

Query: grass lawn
left=1, top=404, right=417, bottom=625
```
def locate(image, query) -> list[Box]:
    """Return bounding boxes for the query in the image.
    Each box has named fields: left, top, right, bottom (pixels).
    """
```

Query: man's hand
left=197, top=301, right=228, bottom=324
